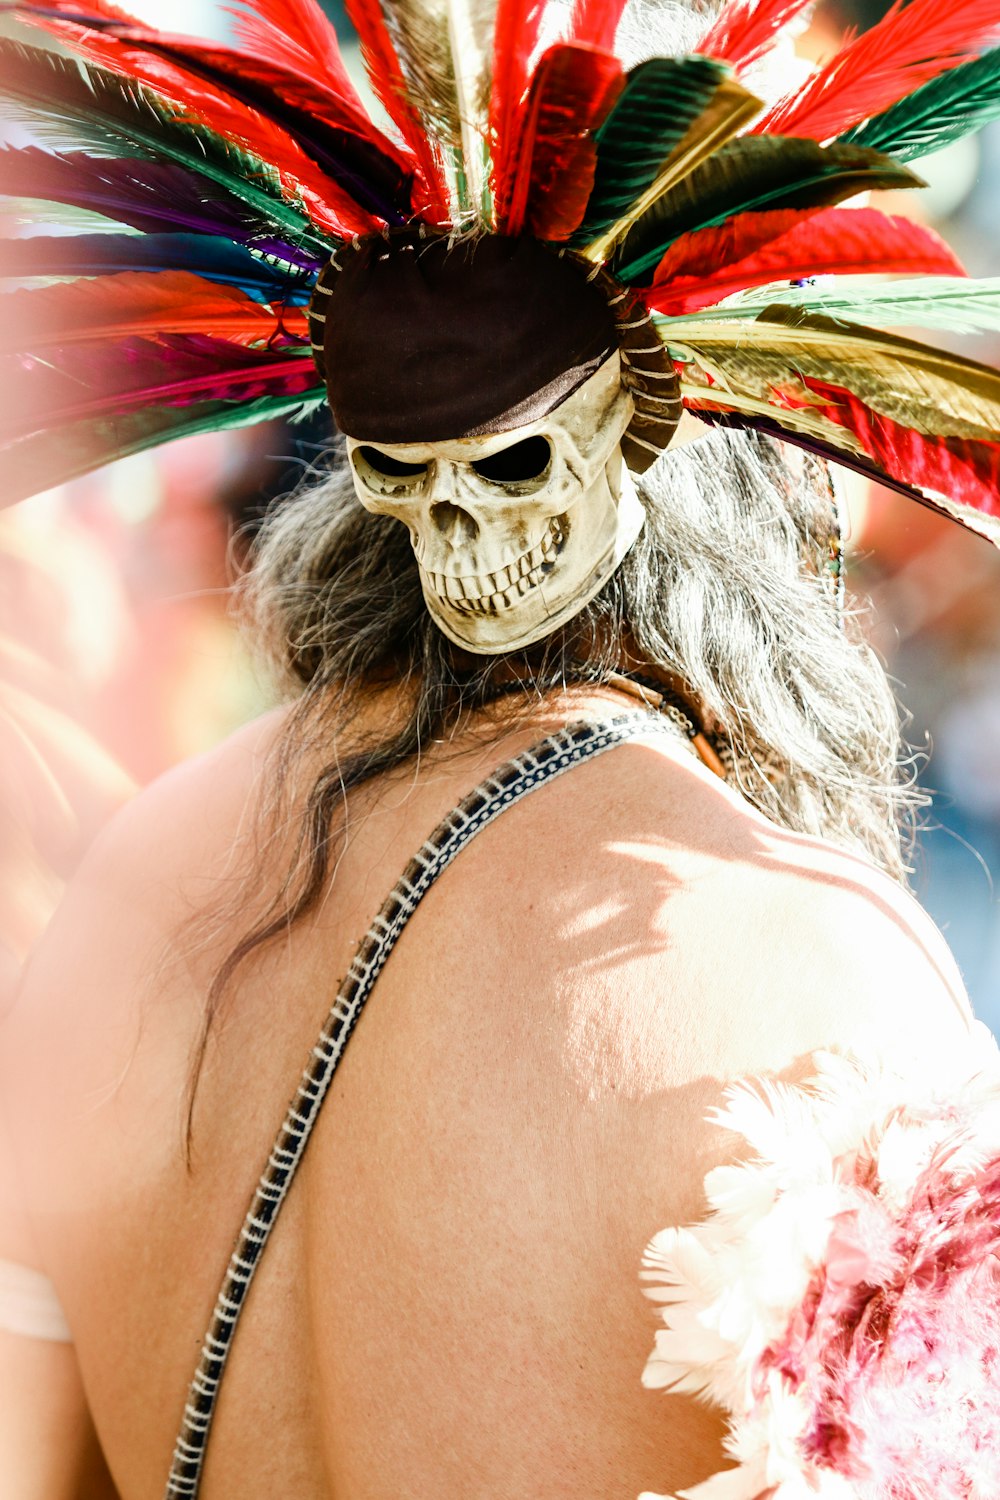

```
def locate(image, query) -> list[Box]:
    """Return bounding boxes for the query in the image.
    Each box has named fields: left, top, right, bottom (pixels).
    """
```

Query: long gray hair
left=193, top=0, right=923, bottom=1055
left=181, top=423, right=921, bottom=1128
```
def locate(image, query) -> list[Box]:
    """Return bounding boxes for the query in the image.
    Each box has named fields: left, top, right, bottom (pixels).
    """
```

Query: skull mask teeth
left=346, top=353, right=645, bottom=654
left=424, top=516, right=567, bottom=615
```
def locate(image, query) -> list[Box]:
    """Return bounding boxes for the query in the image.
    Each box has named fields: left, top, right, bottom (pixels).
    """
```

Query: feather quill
left=844, top=45, right=1000, bottom=163
left=0, top=147, right=324, bottom=268
left=573, top=56, right=733, bottom=248
left=499, top=42, right=623, bottom=237
left=0, top=233, right=315, bottom=302
left=8, top=6, right=408, bottom=228
left=616, top=136, right=923, bottom=284
left=2, top=388, right=326, bottom=507
left=670, top=275, right=1000, bottom=336
left=1, top=271, right=310, bottom=353
left=0, top=40, right=336, bottom=254
left=696, top=0, right=815, bottom=73
left=646, top=207, right=964, bottom=316
left=444, top=0, right=496, bottom=217
left=756, top=0, right=1000, bottom=142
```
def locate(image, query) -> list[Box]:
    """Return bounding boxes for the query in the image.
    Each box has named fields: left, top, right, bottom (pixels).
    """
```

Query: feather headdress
left=1, top=0, right=1000, bottom=542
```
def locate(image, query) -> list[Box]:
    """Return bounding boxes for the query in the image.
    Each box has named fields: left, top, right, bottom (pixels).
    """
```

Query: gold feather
left=672, top=306, right=1000, bottom=442
left=384, top=0, right=494, bottom=218
left=677, top=379, right=870, bottom=457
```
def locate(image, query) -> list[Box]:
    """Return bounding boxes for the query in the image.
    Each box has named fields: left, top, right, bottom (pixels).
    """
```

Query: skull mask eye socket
left=353, top=445, right=429, bottom=496
left=471, top=435, right=552, bottom=490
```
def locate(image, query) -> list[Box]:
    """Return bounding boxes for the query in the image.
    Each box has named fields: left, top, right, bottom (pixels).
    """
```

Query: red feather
left=490, top=0, right=550, bottom=215
left=14, top=8, right=384, bottom=237
left=696, top=0, right=815, bottom=72
left=646, top=206, right=965, bottom=316
left=4, top=271, right=310, bottom=353
left=500, top=43, right=623, bottom=238
left=756, top=0, right=1000, bottom=141
left=565, top=0, right=628, bottom=52
left=804, top=377, right=1000, bottom=527
left=342, top=0, right=449, bottom=221
left=225, top=0, right=360, bottom=104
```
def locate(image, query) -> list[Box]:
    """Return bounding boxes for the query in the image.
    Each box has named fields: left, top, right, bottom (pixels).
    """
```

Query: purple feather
left=0, top=148, right=325, bottom=271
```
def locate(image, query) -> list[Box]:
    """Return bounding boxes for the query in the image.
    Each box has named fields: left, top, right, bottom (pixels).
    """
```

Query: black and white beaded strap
left=164, top=711, right=675, bottom=1497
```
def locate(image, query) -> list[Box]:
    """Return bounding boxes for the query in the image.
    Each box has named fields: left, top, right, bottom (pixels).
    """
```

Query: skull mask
left=346, top=352, right=645, bottom=653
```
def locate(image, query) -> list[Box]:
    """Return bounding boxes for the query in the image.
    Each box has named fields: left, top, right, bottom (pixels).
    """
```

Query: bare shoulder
left=2, top=705, right=297, bottom=1143
left=69, top=702, right=295, bottom=901
left=416, top=724, right=976, bottom=1111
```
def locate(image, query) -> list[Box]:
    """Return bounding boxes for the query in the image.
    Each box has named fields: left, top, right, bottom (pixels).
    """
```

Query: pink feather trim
left=640, top=1021, right=1000, bottom=1500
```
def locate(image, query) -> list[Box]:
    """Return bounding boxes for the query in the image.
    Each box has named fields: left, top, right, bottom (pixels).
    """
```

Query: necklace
left=598, top=669, right=728, bottom=780
left=486, top=662, right=727, bottom=780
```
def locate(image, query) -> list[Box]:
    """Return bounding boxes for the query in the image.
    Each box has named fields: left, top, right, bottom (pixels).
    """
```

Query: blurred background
left=1, top=0, right=999, bottom=1026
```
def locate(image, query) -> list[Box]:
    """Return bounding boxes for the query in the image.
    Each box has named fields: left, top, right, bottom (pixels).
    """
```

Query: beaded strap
left=165, top=710, right=675, bottom=1497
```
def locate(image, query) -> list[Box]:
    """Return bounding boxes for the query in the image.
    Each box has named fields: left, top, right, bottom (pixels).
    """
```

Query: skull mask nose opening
left=430, top=501, right=480, bottom=544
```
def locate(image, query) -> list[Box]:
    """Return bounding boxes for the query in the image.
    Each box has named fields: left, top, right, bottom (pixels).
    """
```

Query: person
left=2, top=0, right=1000, bottom=1496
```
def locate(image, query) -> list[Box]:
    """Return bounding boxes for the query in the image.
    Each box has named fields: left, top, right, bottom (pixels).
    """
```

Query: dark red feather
left=490, top=0, right=550, bottom=215
left=696, top=0, right=815, bottom=72
left=646, top=206, right=965, bottom=316
left=499, top=43, right=624, bottom=238
left=756, top=0, right=1000, bottom=141
left=342, top=0, right=449, bottom=221
left=6, top=336, right=318, bottom=437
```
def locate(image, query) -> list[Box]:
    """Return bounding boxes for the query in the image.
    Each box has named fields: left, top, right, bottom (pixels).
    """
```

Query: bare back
left=3, top=685, right=975, bottom=1499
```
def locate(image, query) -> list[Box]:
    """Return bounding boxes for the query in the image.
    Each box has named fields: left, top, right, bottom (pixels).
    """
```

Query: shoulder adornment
left=640, top=1020, right=1000, bottom=1500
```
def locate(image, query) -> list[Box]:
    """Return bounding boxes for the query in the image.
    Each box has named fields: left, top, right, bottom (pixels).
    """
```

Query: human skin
left=0, top=683, right=975, bottom=1498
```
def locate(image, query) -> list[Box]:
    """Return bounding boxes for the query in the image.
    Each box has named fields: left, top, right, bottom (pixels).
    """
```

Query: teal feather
left=572, top=55, right=729, bottom=245
left=843, top=46, right=1000, bottom=162
left=1, top=390, right=327, bottom=507
left=0, top=233, right=316, bottom=302
left=615, top=136, right=924, bottom=284
left=0, top=39, right=333, bottom=257
left=659, top=276, right=1000, bottom=336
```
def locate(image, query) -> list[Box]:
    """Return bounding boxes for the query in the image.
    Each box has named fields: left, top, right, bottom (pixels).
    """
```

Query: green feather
left=0, top=39, right=332, bottom=256
left=615, top=137, right=924, bottom=285
left=572, top=56, right=730, bottom=246
left=1, top=390, right=328, bottom=507
left=844, top=46, right=1000, bottom=162
left=659, top=276, right=1000, bottom=336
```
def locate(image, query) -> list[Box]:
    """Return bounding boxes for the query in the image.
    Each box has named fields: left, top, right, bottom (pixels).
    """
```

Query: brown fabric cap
left=311, top=232, right=619, bottom=442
